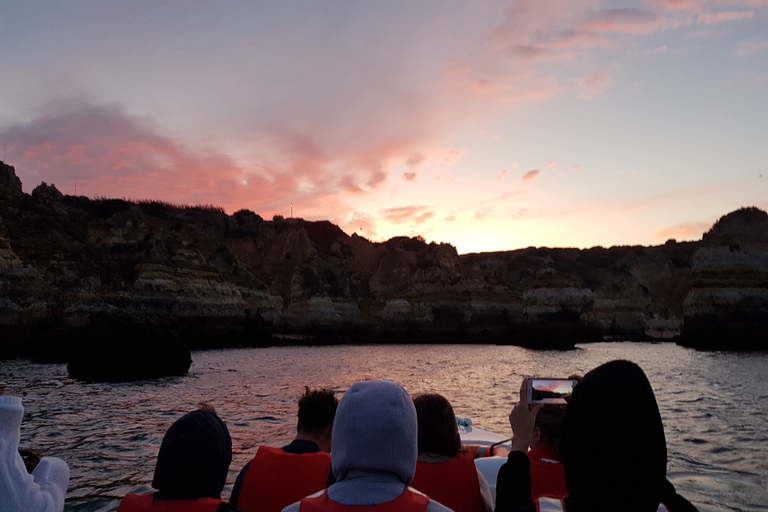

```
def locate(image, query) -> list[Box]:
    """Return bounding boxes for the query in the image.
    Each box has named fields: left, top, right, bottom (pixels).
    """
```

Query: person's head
left=152, top=407, right=232, bottom=500
left=296, top=387, right=338, bottom=452
left=531, top=405, right=566, bottom=454
left=413, top=393, right=461, bottom=458
left=331, top=380, right=417, bottom=485
left=562, top=360, right=667, bottom=512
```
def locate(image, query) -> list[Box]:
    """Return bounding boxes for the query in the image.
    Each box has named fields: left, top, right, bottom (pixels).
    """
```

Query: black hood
left=562, top=360, right=667, bottom=512
left=152, top=409, right=232, bottom=500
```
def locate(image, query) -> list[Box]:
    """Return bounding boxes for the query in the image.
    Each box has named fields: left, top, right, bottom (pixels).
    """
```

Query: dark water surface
left=2, top=342, right=767, bottom=512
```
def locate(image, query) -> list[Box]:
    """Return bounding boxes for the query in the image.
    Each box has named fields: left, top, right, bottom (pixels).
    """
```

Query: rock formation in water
left=1, top=160, right=767, bottom=375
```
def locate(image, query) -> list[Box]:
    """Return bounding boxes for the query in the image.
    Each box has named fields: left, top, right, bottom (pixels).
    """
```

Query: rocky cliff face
left=677, top=207, right=768, bottom=350
left=1, top=161, right=766, bottom=359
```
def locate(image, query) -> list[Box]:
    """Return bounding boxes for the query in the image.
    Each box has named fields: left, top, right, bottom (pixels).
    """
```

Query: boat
left=457, top=418, right=510, bottom=501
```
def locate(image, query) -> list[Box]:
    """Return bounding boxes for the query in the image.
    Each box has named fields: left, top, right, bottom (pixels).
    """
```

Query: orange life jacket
left=299, top=488, right=430, bottom=512
left=528, top=448, right=568, bottom=500
left=236, top=446, right=332, bottom=512
left=117, top=493, right=223, bottom=512
left=410, top=452, right=484, bottom=512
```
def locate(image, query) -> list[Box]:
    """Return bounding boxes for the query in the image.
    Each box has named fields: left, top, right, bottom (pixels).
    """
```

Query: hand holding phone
left=508, top=378, right=540, bottom=453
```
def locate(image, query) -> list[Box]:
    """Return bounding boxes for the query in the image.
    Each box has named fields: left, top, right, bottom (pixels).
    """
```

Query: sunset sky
left=2, top=1, right=767, bottom=253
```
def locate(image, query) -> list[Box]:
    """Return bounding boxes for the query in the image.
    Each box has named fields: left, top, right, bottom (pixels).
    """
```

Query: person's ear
left=533, top=426, right=542, bottom=442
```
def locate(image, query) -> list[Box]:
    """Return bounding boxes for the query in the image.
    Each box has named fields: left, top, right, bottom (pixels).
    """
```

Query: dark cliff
left=2, top=161, right=767, bottom=360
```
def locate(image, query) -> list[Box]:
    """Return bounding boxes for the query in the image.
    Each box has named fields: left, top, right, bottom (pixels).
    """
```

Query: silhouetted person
left=282, top=380, right=453, bottom=512
left=117, top=405, right=240, bottom=512
left=410, top=393, right=493, bottom=512
left=1, top=393, right=69, bottom=512
left=231, top=387, right=338, bottom=512
left=495, top=361, right=698, bottom=512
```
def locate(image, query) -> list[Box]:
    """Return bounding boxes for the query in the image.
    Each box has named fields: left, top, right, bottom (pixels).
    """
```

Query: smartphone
left=526, top=378, right=578, bottom=404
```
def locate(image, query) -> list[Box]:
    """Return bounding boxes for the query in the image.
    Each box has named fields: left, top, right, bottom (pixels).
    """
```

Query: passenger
left=410, top=393, right=493, bottom=512
left=230, top=387, right=338, bottom=512
left=0, top=392, right=70, bottom=512
left=117, top=405, right=239, bottom=512
left=495, top=361, right=698, bottom=512
left=526, top=405, right=567, bottom=500
left=282, top=380, right=454, bottom=512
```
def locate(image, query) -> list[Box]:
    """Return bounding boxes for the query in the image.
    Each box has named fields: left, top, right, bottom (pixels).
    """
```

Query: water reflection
left=1, top=342, right=766, bottom=512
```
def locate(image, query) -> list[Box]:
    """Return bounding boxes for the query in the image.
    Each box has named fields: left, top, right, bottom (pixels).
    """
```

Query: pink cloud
left=506, top=45, right=548, bottom=62
left=686, top=28, right=726, bottom=38
left=402, top=172, right=417, bottom=181
left=569, top=165, right=583, bottom=172
left=655, top=221, right=712, bottom=241
left=579, top=69, right=616, bottom=99
left=647, top=0, right=700, bottom=10
left=339, top=211, right=378, bottom=240
left=642, top=45, right=669, bottom=55
left=0, top=100, right=393, bottom=218
left=550, top=29, right=600, bottom=49
left=544, top=161, right=557, bottom=169
left=717, top=0, right=768, bottom=6
left=697, top=11, right=755, bottom=24
left=407, top=153, right=426, bottom=168
left=522, top=169, right=540, bottom=181
left=444, top=65, right=563, bottom=104
left=473, top=207, right=492, bottom=221
left=495, top=170, right=510, bottom=181
left=380, top=205, right=435, bottom=225
left=736, top=39, right=768, bottom=56
left=583, top=9, right=664, bottom=34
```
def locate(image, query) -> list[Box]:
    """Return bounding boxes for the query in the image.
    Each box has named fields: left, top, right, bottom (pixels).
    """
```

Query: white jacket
left=0, top=395, right=69, bottom=512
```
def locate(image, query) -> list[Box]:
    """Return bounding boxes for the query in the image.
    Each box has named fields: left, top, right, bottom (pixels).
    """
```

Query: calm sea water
left=1, top=342, right=767, bottom=512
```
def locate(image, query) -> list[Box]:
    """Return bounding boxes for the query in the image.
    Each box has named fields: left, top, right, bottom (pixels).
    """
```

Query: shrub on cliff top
left=703, top=207, right=768, bottom=245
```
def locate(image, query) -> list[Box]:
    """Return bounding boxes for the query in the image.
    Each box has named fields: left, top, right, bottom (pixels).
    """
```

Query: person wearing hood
left=282, top=380, right=454, bottom=512
left=117, top=406, right=240, bottom=512
left=0, top=393, right=70, bottom=512
left=495, top=361, right=698, bottom=512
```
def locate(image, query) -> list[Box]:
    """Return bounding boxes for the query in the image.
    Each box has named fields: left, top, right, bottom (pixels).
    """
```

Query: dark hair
left=413, top=393, right=462, bottom=457
left=562, top=360, right=667, bottom=512
left=297, top=387, right=338, bottom=435
left=535, top=405, right=566, bottom=456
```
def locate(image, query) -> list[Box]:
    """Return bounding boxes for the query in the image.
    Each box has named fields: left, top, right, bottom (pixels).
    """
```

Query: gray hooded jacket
left=282, top=380, right=453, bottom=511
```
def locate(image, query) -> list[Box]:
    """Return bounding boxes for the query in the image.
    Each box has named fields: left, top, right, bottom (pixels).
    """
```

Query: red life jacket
left=236, top=446, right=332, bottom=512
left=528, top=447, right=568, bottom=500
left=410, top=452, right=484, bottom=512
left=299, top=488, right=430, bottom=512
left=534, top=496, right=672, bottom=512
left=117, top=493, right=223, bottom=512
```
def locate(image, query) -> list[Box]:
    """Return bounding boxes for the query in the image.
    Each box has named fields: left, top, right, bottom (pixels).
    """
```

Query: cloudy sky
left=2, top=1, right=766, bottom=253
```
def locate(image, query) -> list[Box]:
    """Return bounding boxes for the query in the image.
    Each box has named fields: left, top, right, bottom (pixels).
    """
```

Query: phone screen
left=527, top=378, right=578, bottom=404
